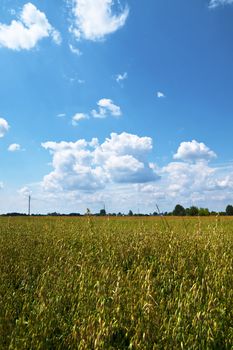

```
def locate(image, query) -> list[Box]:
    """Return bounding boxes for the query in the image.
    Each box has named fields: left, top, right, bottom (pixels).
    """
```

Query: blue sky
left=1, top=0, right=233, bottom=214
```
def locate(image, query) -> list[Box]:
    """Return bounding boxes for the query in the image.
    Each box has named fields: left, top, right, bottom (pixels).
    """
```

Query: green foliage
left=0, top=217, right=233, bottom=349
left=173, top=205, right=210, bottom=217
left=173, top=204, right=186, bottom=216
left=226, top=205, right=233, bottom=216
left=198, top=208, right=210, bottom=216
left=186, top=206, right=199, bottom=216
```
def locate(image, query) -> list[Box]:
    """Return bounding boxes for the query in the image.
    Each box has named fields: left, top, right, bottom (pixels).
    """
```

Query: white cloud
left=92, top=98, right=122, bottom=118
left=51, top=31, right=61, bottom=45
left=161, top=161, right=215, bottom=196
left=95, top=132, right=153, bottom=161
left=57, top=113, right=66, bottom=118
left=34, top=155, right=233, bottom=214
left=173, top=140, right=217, bottom=162
left=8, top=143, right=21, bottom=152
left=209, top=0, right=233, bottom=8
left=18, top=186, right=31, bottom=197
left=73, top=98, right=121, bottom=121
left=116, top=72, right=128, bottom=83
left=0, top=182, right=3, bottom=190
left=136, top=159, right=233, bottom=212
left=69, top=43, right=82, bottom=55
left=105, top=155, right=156, bottom=183
left=157, top=91, right=166, bottom=98
left=69, top=0, right=129, bottom=41
left=72, top=112, right=89, bottom=126
left=0, top=118, right=9, bottom=137
left=0, top=3, right=61, bottom=50
left=12, top=134, right=233, bottom=213
left=135, top=139, right=233, bottom=210
left=41, top=132, right=158, bottom=193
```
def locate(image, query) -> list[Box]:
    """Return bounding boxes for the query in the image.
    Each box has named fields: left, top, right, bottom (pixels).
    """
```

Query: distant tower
left=28, top=195, right=31, bottom=216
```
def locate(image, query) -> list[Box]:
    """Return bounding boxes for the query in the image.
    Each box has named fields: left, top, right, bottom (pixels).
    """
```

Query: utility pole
left=28, top=195, right=31, bottom=216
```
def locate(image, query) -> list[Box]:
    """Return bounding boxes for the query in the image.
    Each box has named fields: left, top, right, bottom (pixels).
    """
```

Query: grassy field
left=0, top=216, right=233, bottom=349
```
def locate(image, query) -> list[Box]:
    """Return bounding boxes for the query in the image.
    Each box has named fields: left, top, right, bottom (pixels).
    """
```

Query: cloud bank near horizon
left=12, top=132, right=229, bottom=213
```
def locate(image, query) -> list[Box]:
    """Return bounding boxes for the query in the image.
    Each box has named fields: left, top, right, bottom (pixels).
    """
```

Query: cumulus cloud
left=161, top=161, right=216, bottom=196
left=0, top=2, right=61, bottom=50
left=137, top=159, right=233, bottom=211
left=14, top=134, right=233, bottom=213
left=41, top=138, right=104, bottom=192
left=105, top=155, right=156, bottom=183
left=95, top=132, right=153, bottom=160
left=156, top=91, right=166, bottom=98
left=72, top=112, right=89, bottom=126
left=135, top=139, right=233, bottom=209
left=92, top=98, right=122, bottom=118
left=41, top=132, right=158, bottom=193
left=173, top=140, right=217, bottom=162
left=0, top=118, right=9, bottom=137
left=8, top=143, right=21, bottom=152
left=69, top=0, right=129, bottom=41
left=209, top=0, right=233, bottom=8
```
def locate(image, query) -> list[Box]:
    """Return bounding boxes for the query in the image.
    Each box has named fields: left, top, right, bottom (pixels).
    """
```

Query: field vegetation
left=0, top=216, right=233, bottom=349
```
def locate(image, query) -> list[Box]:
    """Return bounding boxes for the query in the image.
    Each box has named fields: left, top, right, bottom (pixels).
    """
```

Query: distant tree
left=153, top=211, right=158, bottom=216
left=99, top=209, right=106, bottom=216
left=47, top=212, right=60, bottom=216
left=6, top=212, right=27, bottom=216
left=226, top=205, right=233, bottom=216
left=173, top=204, right=186, bottom=216
left=128, top=210, right=133, bottom=216
left=188, top=206, right=199, bottom=216
left=198, top=208, right=210, bottom=216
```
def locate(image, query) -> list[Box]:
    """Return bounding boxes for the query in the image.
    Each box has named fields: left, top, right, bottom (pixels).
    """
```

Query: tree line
left=2, top=205, right=233, bottom=217
left=171, top=204, right=233, bottom=216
